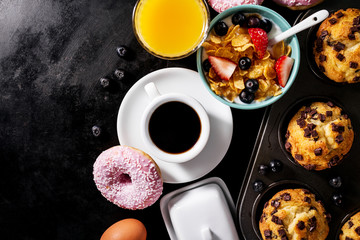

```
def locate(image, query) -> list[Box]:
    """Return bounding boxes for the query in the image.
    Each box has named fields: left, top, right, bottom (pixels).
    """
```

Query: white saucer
left=117, top=67, right=233, bottom=184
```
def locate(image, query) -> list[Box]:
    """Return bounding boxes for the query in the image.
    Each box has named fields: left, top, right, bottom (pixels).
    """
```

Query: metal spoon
left=268, top=9, right=329, bottom=46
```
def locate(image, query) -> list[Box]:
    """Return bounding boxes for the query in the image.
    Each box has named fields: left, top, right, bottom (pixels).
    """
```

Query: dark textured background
left=0, top=0, right=300, bottom=239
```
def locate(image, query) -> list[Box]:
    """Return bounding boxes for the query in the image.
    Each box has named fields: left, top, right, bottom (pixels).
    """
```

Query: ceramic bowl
left=196, top=5, right=300, bottom=110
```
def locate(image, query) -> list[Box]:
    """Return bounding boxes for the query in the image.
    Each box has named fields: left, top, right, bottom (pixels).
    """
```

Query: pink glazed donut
left=207, top=0, right=264, bottom=13
left=272, top=0, right=325, bottom=10
left=93, top=145, right=163, bottom=210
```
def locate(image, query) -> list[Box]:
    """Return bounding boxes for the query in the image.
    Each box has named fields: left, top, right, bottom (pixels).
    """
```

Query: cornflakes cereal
left=202, top=15, right=292, bottom=103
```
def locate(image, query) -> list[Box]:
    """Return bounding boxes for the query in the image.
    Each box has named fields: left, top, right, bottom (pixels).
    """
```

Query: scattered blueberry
left=203, top=59, right=211, bottom=72
left=239, top=57, right=252, bottom=70
left=99, top=77, right=111, bottom=88
left=253, top=180, right=265, bottom=192
left=258, top=164, right=269, bottom=175
left=260, top=19, right=272, bottom=33
left=245, top=79, right=259, bottom=93
left=247, top=16, right=261, bottom=28
left=116, top=45, right=129, bottom=58
left=214, top=21, right=228, bottom=36
left=232, top=12, right=246, bottom=26
left=114, top=68, right=126, bottom=81
left=92, top=125, right=101, bottom=137
left=239, top=89, right=255, bottom=104
left=329, top=176, right=342, bottom=188
left=332, top=193, right=343, bottom=206
left=269, top=159, right=283, bottom=173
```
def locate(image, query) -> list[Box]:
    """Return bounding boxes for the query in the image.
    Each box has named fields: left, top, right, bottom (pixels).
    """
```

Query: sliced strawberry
left=275, top=55, right=294, bottom=87
left=208, top=56, right=237, bottom=81
left=248, top=28, right=268, bottom=59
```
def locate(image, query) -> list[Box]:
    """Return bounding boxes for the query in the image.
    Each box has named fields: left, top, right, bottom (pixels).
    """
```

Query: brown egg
left=100, top=218, right=147, bottom=240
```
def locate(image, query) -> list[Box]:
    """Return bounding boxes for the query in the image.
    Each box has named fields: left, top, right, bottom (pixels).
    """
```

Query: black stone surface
left=0, top=0, right=300, bottom=239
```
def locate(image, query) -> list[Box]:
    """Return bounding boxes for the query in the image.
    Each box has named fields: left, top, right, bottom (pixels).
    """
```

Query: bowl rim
left=196, top=4, right=301, bottom=110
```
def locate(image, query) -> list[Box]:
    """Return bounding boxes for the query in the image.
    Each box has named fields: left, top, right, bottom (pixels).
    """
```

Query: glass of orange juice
left=132, top=0, right=210, bottom=60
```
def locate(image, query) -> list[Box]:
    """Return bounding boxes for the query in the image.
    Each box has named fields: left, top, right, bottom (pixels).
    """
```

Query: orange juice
left=133, top=0, right=209, bottom=59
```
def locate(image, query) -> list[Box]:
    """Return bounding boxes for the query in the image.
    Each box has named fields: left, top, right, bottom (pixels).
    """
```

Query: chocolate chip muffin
left=259, top=189, right=330, bottom=240
left=339, top=211, right=360, bottom=240
left=313, top=8, right=360, bottom=83
left=285, top=101, right=354, bottom=171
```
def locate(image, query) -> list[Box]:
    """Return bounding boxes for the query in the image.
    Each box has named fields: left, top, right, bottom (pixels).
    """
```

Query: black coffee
left=149, top=101, right=201, bottom=154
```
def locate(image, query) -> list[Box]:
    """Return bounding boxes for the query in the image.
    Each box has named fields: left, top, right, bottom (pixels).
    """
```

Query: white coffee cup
left=140, top=82, right=210, bottom=163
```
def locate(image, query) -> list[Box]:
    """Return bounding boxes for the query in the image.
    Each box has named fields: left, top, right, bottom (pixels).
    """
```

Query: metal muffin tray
left=236, top=1, right=360, bottom=239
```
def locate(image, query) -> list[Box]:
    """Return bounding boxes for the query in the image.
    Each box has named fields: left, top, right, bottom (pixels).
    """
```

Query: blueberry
left=269, top=159, right=283, bottom=173
left=239, top=57, right=251, bottom=70
left=92, top=125, right=101, bottom=137
left=247, top=16, right=261, bottom=28
left=245, top=79, right=259, bottom=93
left=203, top=59, right=211, bottom=72
left=99, top=77, right=111, bottom=88
left=258, top=164, right=269, bottom=175
left=332, top=193, right=343, bottom=206
left=329, top=176, right=342, bottom=188
left=260, top=19, right=272, bottom=33
left=114, top=68, right=126, bottom=81
left=116, top=45, right=129, bottom=58
left=253, top=180, right=265, bottom=192
left=239, top=90, right=255, bottom=104
left=214, top=21, right=228, bottom=36
left=232, top=12, right=246, bottom=26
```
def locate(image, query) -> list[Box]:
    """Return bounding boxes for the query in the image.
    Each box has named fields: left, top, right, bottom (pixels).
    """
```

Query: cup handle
left=144, top=82, right=161, bottom=100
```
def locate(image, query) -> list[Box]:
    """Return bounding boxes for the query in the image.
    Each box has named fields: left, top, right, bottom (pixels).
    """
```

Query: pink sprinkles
left=93, top=146, right=163, bottom=210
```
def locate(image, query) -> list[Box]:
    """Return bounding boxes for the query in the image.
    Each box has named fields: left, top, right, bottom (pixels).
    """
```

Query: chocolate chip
left=300, top=111, right=307, bottom=119
left=326, top=111, right=333, bottom=117
left=348, top=220, right=354, bottom=228
left=348, top=33, right=356, bottom=40
left=264, top=229, right=272, bottom=239
left=309, top=216, right=317, bottom=232
left=327, top=101, right=335, bottom=107
left=297, top=221, right=305, bottom=230
left=332, top=123, right=345, bottom=133
left=285, top=130, right=290, bottom=139
left=271, top=200, right=280, bottom=208
left=281, top=193, right=291, bottom=201
left=309, top=109, right=317, bottom=117
left=271, top=215, right=283, bottom=225
left=319, top=30, right=329, bottom=39
left=350, top=62, right=358, bottom=69
left=336, top=53, right=345, bottom=61
left=311, top=130, right=318, bottom=138
left=327, top=39, right=335, bottom=46
left=329, top=18, right=337, bottom=25
left=354, top=16, right=360, bottom=25
left=278, top=229, right=287, bottom=239
left=329, top=155, right=340, bottom=167
left=264, top=201, right=269, bottom=208
left=353, top=76, right=360, bottom=82
left=350, top=26, right=360, bottom=33
left=355, top=226, right=360, bottom=235
left=336, top=134, right=344, bottom=144
left=304, top=106, right=312, bottom=113
left=271, top=209, right=278, bottom=215
left=314, top=147, right=322, bottom=156
left=307, top=123, right=316, bottom=130
left=304, top=128, right=311, bottom=138
left=334, top=42, right=345, bottom=52
left=304, top=196, right=311, bottom=203
left=295, top=154, right=303, bottom=161
left=285, top=141, right=292, bottom=152
left=319, top=114, right=326, bottom=122
left=302, top=189, right=311, bottom=194
left=297, top=118, right=306, bottom=128
left=319, top=54, right=326, bottom=62
left=336, top=12, right=344, bottom=18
